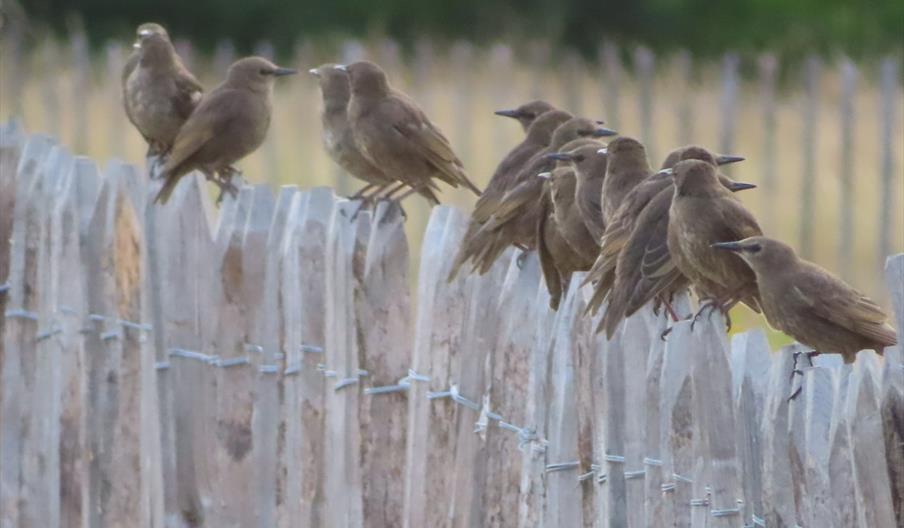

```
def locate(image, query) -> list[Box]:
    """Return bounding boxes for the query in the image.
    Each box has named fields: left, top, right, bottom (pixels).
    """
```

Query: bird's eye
left=260, top=68, right=269, bottom=75
left=749, top=244, right=762, bottom=253
left=574, top=154, right=585, bottom=162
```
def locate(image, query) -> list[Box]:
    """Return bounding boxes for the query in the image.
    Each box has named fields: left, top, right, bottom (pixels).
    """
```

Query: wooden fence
left=1, top=126, right=902, bottom=528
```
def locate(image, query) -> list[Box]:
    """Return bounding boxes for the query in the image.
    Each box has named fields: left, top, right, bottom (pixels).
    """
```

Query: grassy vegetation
left=2, top=37, right=901, bottom=347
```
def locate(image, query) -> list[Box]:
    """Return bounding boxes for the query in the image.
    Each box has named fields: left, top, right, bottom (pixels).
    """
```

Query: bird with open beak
left=309, top=64, right=395, bottom=201
left=712, top=236, right=896, bottom=397
left=122, top=22, right=203, bottom=165
left=342, top=60, right=481, bottom=205
left=666, top=159, right=762, bottom=328
left=154, top=57, right=297, bottom=204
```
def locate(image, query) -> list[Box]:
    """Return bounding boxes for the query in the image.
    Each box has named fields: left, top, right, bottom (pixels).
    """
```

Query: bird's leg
left=350, top=184, right=376, bottom=200
left=211, top=167, right=241, bottom=205
left=375, top=182, right=408, bottom=201
left=788, top=350, right=821, bottom=400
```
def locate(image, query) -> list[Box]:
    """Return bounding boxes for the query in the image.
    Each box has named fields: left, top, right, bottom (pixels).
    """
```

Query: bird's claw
left=516, top=250, right=530, bottom=269
left=787, top=350, right=819, bottom=399
left=660, top=326, right=673, bottom=341
left=690, top=299, right=730, bottom=331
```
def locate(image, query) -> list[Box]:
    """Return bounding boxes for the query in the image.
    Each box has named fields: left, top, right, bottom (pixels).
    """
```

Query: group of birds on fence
left=121, top=22, right=896, bottom=389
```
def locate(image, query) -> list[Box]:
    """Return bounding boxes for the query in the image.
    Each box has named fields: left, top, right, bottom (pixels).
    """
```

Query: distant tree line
left=13, top=0, right=904, bottom=61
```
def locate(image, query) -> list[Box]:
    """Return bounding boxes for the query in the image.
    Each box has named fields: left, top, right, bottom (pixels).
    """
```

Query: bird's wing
left=388, top=98, right=481, bottom=194
left=489, top=177, right=543, bottom=227
left=627, top=206, right=684, bottom=316
left=122, top=52, right=139, bottom=89
left=537, top=187, right=563, bottom=310
left=792, top=267, right=897, bottom=345
left=172, top=67, right=205, bottom=120
left=163, top=89, right=237, bottom=175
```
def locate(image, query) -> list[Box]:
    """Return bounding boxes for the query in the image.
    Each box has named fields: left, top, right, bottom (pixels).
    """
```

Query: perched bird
left=122, top=23, right=203, bottom=161
left=155, top=57, right=297, bottom=204
left=545, top=142, right=607, bottom=264
left=548, top=141, right=609, bottom=241
left=712, top=236, right=896, bottom=367
left=448, top=108, right=569, bottom=281
left=599, top=136, right=654, bottom=226
left=343, top=60, right=480, bottom=205
left=309, top=64, right=394, bottom=198
left=468, top=118, right=617, bottom=274
left=494, top=100, right=557, bottom=132
left=667, top=159, right=763, bottom=326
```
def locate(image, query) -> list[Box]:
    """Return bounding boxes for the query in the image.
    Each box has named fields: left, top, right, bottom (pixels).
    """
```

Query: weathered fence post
left=599, top=42, right=621, bottom=129
left=358, top=202, right=411, bottom=527
left=402, top=206, right=469, bottom=527
left=633, top=46, right=656, bottom=162
left=719, top=53, right=740, bottom=158
left=1, top=135, right=55, bottom=526
left=757, top=54, right=778, bottom=233
left=877, top=58, right=899, bottom=274
left=659, top=320, right=695, bottom=527
left=81, top=162, right=148, bottom=527
left=798, top=56, right=821, bottom=259
left=761, top=346, right=801, bottom=525
left=322, top=200, right=369, bottom=527
left=543, top=279, right=583, bottom=527
left=482, top=253, right=542, bottom=526
left=151, top=174, right=215, bottom=526
left=884, top=254, right=904, bottom=527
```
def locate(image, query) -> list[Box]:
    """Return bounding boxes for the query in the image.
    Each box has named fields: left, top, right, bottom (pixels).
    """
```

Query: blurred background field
left=1, top=1, right=902, bottom=344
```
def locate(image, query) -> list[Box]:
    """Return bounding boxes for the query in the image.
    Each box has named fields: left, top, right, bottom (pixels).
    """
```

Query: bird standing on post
left=309, top=64, right=395, bottom=201
left=712, top=236, right=896, bottom=397
left=154, top=57, right=297, bottom=204
left=122, top=23, right=203, bottom=167
left=667, top=159, right=762, bottom=327
left=343, top=60, right=481, bottom=205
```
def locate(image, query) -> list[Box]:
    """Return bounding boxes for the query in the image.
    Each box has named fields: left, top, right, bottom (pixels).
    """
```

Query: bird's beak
left=334, top=64, right=348, bottom=72
left=537, top=172, right=552, bottom=179
left=544, top=152, right=572, bottom=162
left=726, top=181, right=757, bottom=192
left=597, top=147, right=608, bottom=156
left=658, top=167, right=675, bottom=177
left=133, top=40, right=141, bottom=50
left=711, top=241, right=744, bottom=252
left=591, top=127, right=618, bottom=138
left=308, top=68, right=320, bottom=77
left=494, top=109, right=521, bottom=119
left=272, top=67, right=298, bottom=77
left=138, top=29, right=153, bottom=37
left=716, top=154, right=745, bottom=166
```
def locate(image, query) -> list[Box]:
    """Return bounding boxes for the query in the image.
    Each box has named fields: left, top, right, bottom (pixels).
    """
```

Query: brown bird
left=154, top=57, right=297, bottom=204
left=547, top=141, right=610, bottom=241
left=343, top=60, right=480, bottom=205
left=468, top=118, right=617, bottom=274
left=667, top=159, right=763, bottom=326
left=309, top=64, right=395, bottom=198
left=448, top=107, right=569, bottom=281
left=494, top=100, right=557, bottom=132
left=122, top=23, right=203, bottom=161
left=600, top=136, right=654, bottom=226
left=712, top=236, right=896, bottom=368
left=545, top=142, right=607, bottom=264
left=536, top=168, right=590, bottom=310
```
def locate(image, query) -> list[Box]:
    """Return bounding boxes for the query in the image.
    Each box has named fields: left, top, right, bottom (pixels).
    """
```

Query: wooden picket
left=0, top=131, right=902, bottom=528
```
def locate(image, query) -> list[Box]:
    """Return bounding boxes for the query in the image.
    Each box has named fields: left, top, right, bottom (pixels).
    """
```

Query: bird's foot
left=660, top=326, right=674, bottom=341
left=213, top=177, right=240, bottom=206
left=690, top=298, right=731, bottom=331
left=787, top=350, right=820, bottom=400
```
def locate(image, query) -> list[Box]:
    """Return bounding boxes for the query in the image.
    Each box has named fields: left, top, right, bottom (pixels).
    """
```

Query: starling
left=309, top=64, right=394, bottom=198
left=469, top=119, right=617, bottom=274
left=537, top=169, right=591, bottom=310
left=494, top=100, right=557, bottom=132
left=448, top=108, right=570, bottom=281
left=712, top=236, right=896, bottom=363
left=122, top=23, right=203, bottom=161
left=155, top=57, right=297, bottom=204
left=547, top=141, right=609, bottom=241
left=545, top=142, right=607, bottom=263
left=667, top=159, right=762, bottom=325
left=343, top=61, right=480, bottom=205
left=600, top=136, right=654, bottom=226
